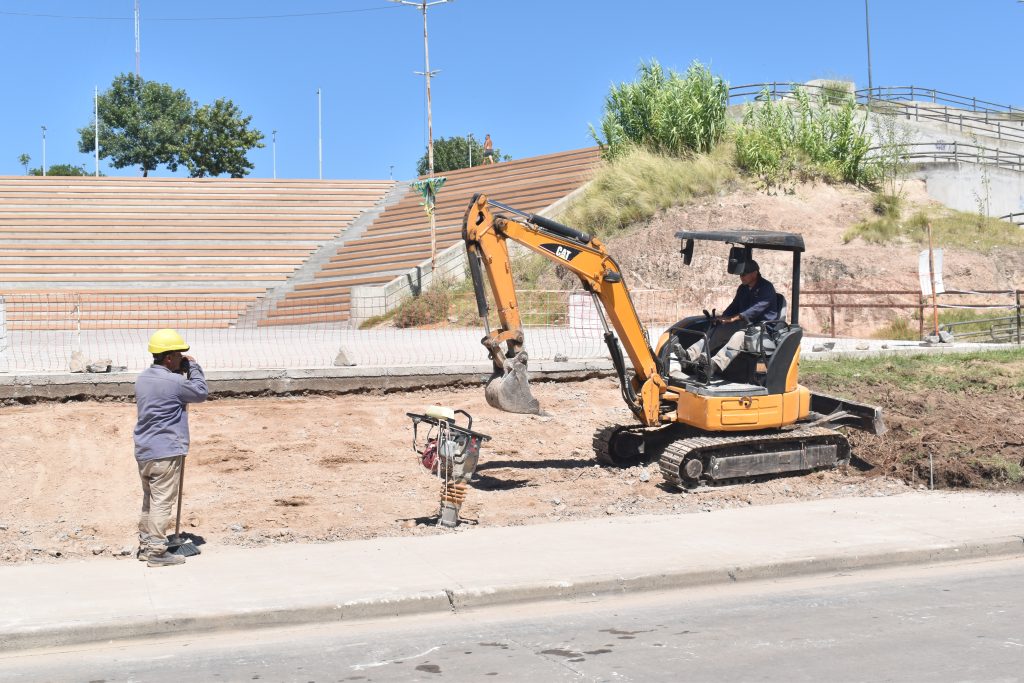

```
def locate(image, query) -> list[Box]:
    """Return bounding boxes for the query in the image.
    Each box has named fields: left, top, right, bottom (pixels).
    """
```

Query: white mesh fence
left=0, top=290, right=688, bottom=374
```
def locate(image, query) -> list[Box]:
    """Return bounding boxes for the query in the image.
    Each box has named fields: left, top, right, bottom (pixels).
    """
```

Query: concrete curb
left=0, top=361, right=616, bottom=402
left=4, top=534, right=1021, bottom=653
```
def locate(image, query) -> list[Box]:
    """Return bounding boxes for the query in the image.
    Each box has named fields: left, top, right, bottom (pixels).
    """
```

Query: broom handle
left=174, top=455, right=185, bottom=537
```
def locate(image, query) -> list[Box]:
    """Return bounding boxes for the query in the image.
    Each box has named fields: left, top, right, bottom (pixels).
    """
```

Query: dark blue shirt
left=723, top=277, right=778, bottom=323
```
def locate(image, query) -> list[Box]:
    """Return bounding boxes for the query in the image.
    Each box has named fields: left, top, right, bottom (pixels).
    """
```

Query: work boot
left=691, top=356, right=714, bottom=383
left=146, top=551, right=185, bottom=567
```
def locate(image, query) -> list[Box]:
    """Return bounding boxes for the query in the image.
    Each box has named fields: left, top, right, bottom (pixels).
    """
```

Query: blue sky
left=0, top=1, right=1020, bottom=181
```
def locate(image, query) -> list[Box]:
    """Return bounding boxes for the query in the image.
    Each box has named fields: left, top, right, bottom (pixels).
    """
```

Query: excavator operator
left=683, top=260, right=778, bottom=380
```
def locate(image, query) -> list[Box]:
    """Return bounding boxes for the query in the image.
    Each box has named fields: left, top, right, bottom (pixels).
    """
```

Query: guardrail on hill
left=858, top=86, right=1024, bottom=116
left=1001, top=212, right=1024, bottom=226
left=866, top=140, right=1024, bottom=174
left=729, top=82, right=1024, bottom=146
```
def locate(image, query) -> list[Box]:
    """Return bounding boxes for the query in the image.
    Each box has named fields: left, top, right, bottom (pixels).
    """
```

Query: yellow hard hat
left=148, top=329, right=189, bottom=354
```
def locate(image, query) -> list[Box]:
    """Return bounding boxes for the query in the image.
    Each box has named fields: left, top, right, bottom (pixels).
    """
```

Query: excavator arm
left=461, top=194, right=667, bottom=425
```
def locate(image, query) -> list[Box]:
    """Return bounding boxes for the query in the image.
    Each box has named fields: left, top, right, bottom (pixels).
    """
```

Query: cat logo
left=541, top=243, right=580, bottom=262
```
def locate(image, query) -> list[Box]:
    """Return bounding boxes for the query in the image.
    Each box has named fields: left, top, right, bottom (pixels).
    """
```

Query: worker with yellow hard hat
left=132, top=329, right=208, bottom=567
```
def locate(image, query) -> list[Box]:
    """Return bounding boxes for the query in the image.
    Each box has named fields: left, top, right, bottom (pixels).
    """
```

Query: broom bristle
left=166, top=535, right=201, bottom=557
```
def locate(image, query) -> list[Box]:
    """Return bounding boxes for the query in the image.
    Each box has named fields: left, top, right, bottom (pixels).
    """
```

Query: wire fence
left=1, top=287, right=1019, bottom=374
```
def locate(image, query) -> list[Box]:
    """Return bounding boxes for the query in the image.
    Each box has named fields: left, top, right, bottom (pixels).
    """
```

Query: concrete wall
left=348, top=243, right=469, bottom=328
left=912, top=162, right=1024, bottom=217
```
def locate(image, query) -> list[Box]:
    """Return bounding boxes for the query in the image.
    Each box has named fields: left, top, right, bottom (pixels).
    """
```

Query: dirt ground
left=0, top=378, right=921, bottom=565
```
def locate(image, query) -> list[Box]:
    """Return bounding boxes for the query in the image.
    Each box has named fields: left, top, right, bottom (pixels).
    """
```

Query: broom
left=167, top=455, right=201, bottom=557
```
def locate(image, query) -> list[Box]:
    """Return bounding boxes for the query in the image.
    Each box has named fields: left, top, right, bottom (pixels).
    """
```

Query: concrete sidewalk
left=1, top=491, right=1022, bottom=652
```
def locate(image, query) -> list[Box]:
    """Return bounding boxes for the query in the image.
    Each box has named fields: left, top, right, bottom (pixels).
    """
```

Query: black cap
left=741, top=260, right=760, bottom=275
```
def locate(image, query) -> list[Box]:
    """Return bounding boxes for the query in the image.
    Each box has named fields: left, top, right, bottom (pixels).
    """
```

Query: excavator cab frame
left=660, top=230, right=805, bottom=392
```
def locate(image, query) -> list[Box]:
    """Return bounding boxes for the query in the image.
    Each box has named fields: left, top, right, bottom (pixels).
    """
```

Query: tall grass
left=735, top=87, right=875, bottom=190
left=844, top=205, right=1024, bottom=250
left=591, top=60, right=728, bottom=160
left=558, top=145, right=736, bottom=236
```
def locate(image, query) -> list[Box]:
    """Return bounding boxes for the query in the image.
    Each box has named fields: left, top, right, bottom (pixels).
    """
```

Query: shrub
left=392, top=288, right=452, bottom=328
left=735, top=86, right=875, bottom=190
left=591, top=60, right=728, bottom=160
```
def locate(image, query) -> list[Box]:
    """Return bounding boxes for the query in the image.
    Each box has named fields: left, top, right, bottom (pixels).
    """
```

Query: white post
left=317, top=88, right=323, bottom=180
left=134, top=0, right=141, bottom=76
left=94, top=87, right=100, bottom=176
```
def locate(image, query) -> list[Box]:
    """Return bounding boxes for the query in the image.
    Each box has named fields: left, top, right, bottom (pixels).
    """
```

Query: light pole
left=390, top=0, right=451, bottom=178
left=272, top=130, right=277, bottom=179
left=467, top=132, right=473, bottom=168
left=94, top=87, right=100, bottom=176
left=316, top=89, right=323, bottom=179
left=864, top=0, right=874, bottom=101
left=41, top=126, right=47, bottom=176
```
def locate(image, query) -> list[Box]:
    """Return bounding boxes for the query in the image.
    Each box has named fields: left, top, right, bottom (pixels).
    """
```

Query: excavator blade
left=484, top=350, right=542, bottom=414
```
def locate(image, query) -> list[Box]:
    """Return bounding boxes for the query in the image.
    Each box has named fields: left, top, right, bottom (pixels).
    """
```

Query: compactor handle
left=454, top=409, right=473, bottom=431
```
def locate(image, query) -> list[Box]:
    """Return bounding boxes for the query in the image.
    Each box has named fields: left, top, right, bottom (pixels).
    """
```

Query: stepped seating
left=261, top=147, right=602, bottom=326
left=0, top=176, right=393, bottom=330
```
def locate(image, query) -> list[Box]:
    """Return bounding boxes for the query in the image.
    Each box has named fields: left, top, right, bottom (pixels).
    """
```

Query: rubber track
left=658, top=425, right=849, bottom=489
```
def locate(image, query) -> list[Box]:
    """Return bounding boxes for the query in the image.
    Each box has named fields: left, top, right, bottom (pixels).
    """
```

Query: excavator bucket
left=484, top=350, right=541, bottom=414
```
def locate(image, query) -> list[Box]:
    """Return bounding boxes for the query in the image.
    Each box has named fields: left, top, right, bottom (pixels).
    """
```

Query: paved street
left=3, top=557, right=1022, bottom=682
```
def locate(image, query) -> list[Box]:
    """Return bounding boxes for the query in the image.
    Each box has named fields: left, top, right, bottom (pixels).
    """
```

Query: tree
left=181, top=99, right=264, bottom=178
left=28, top=163, right=92, bottom=176
left=78, top=73, right=263, bottom=178
left=78, top=73, right=193, bottom=177
left=17, top=154, right=30, bottom=174
left=415, top=135, right=508, bottom=176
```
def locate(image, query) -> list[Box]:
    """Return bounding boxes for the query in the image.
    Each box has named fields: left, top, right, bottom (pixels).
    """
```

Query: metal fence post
left=919, top=298, right=925, bottom=339
left=1017, top=290, right=1021, bottom=345
left=829, top=294, right=836, bottom=338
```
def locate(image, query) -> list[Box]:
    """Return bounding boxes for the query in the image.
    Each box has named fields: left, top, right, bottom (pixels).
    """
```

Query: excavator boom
left=462, top=194, right=666, bottom=424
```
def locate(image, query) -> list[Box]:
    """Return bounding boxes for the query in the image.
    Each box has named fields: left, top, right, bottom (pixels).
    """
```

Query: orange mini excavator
left=461, top=194, right=884, bottom=488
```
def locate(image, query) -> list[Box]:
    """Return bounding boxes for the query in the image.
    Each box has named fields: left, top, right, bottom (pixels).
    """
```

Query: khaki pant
left=686, top=320, right=748, bottom=373
left=138, top=456, right=182, bottom=553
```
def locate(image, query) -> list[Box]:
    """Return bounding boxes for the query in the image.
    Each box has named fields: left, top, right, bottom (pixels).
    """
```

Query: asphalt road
left=3, top=557, right=1023, bottom=682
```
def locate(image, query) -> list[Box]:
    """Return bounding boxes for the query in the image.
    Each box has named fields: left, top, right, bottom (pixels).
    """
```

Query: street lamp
left=864, top=0, right=874, bottom=101
left=467, top=132, right=473, bottom=168
left=40, top=126, right=47, bottom=176
left=272, top=129, right=277, bottom=179
left=389, top=0, right=451, bottom=178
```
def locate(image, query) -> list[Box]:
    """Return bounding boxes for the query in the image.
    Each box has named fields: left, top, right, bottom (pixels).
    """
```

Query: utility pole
left=272, top=130, right=277, bottom=179
left=134, top=0, right=141, bottom=77
left=390, top=0, right=451, bottom=178
left=864, top=0, right=874, bottom=102
left=317, top=88, right=323, bottom=180
left=468, top=132, right=473, bottom=168
left=41, top=126, right=47, bottom=176
left=94, top=87, right=100, bottom=176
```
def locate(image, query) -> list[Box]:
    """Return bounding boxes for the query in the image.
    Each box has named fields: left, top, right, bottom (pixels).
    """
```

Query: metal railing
left=857, top=86, right=1024, bottom=116
left=1000, top=212, right=1024, bottom=226
left=801, top=288, right=1022, bottom=342
left=866, top=140, right=1024, bottom=174
left=729, top=83, right=1024, bottom=146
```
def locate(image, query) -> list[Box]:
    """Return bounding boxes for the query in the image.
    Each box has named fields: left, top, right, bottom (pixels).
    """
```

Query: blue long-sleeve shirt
left=723, top=277, right=778, bottom=323
left=134, top=362, right=208, bottom=462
